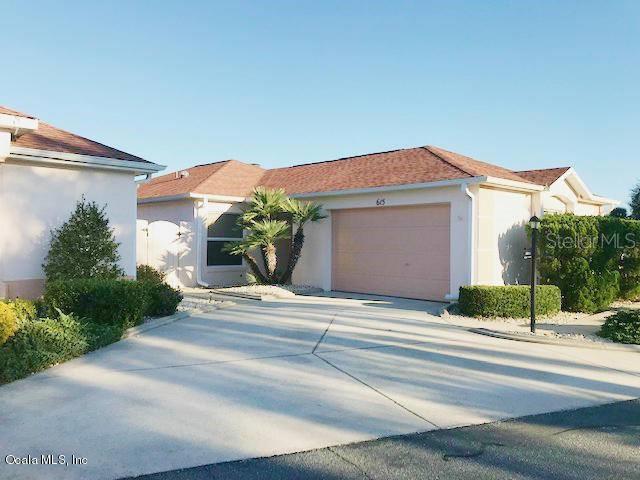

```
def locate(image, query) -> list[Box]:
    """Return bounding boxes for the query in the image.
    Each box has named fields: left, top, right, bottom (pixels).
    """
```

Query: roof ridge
left=190, top=160, right=236, bottom=192
left=267, top=147, right=407, bottom=172
left=421, top=146, right=474, bottom=177
left=516, top=166, right=571, bottom=173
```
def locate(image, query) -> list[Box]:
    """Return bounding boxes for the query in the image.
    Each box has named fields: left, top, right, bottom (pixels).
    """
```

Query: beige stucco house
left=137, top=145, right=616, bottom=301
left=0, top=106, right=164, bottom=299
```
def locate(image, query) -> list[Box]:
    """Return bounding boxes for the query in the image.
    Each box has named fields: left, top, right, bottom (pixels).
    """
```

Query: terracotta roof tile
left=2, top=105, right=150, bottom=163
left=516, top=167, right=571, bottom=186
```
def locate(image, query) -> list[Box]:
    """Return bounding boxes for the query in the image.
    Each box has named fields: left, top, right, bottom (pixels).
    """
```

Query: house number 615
left=376, top=198, right=386, bottom=206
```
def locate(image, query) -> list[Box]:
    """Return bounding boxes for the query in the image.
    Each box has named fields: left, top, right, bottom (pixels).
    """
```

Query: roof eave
left=8, top=146, right=165, bottom=174
left=290, top=176, right=488, bottom=199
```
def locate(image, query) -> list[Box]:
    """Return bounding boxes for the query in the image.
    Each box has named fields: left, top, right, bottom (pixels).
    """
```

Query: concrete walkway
left=1, top=294, right=639, bottom=480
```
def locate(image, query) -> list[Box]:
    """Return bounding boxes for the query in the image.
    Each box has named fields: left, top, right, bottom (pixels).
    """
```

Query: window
left=207, top=214, right=243, bottom=266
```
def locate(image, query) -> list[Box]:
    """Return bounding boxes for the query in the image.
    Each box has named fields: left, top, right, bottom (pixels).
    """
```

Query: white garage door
left=332, top=204, right=450, bottom=301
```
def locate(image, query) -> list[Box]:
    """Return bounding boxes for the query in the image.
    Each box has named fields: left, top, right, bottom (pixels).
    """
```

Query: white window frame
left=206, top=213, right=244, bottom=268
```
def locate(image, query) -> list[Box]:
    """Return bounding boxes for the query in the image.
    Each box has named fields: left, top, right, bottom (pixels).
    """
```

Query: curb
left=469, top=327, right=640, bottom=352
left=124, top=311, right=190, bottom=338
left=208, top=289, right=298, bottom=301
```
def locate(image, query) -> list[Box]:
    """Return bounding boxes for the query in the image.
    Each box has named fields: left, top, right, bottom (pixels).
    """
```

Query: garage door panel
left=334, top=207, right=449, bottom=229
left=332, top=204, right=451, bottom=301
left=334, top=252, right=449, bottom=280
left=334, top=226, right=449, bottom=253
left=333, top=272, right=449, bottom=300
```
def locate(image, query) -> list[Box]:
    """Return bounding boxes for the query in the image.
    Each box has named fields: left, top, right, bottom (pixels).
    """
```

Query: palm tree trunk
left=279, top=228, right=304, bottom=284
left=264, top=243, right=278, bottom=282
left=242, top=253, right=268, bottom=284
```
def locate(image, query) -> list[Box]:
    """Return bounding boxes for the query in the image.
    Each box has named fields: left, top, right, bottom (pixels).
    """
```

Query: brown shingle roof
left=139, top=145, right=549, bottom=200
left=2, top=105, right=150, bottom=163
left=516, top=167, right=571, bottom=186
left=138, top=160, right=265, bottom=199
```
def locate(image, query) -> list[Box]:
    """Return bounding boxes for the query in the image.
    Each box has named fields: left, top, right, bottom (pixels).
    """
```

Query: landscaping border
left=469, top=327, right=640, bottom=352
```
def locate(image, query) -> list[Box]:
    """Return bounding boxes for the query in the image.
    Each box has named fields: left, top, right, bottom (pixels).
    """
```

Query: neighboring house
left=137, top=145, right=617, bottom=301
left=0, top=106, right=164, bottom=299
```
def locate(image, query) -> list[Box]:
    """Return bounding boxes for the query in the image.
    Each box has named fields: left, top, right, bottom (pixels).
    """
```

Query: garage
left=331, top=204, right=451, bottom=301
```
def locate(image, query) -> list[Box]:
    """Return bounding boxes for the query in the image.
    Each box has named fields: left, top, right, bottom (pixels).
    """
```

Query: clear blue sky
left=2, top=1, right=638, bottom=206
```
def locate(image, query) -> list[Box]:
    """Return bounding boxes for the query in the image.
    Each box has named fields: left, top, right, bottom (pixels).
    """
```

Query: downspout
left=0, top=132, right=9, bottom=298
left=463, top=183, right=476, bottom=286
left=194, top=198, right=211, bottom=288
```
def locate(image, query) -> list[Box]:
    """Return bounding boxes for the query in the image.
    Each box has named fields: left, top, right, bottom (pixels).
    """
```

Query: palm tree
left=243, top=219, right=290, bottom=282
left=238, top=187, right=288, bottom=274
left=222, top=241, right=268, bottom=284
left=279, top=198, right=327, bottom=284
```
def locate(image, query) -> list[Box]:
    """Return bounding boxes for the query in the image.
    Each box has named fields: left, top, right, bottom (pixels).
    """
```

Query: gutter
left=464, top=183, right=476, bottom=286
left=9, top=146, right=165, bottom=175
left=194, top=198, right=211, bottom=288
left=138, top=192, right=248, bottom=205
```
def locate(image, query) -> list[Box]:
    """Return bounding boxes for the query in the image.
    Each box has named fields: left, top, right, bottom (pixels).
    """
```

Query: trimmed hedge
left=598, top=310, right=640, bottom=344
left=0, top=311, right=124, bottom=384
left=459, top=285, right=562, bottom=318
left=44, top=278, right=149, bottom=328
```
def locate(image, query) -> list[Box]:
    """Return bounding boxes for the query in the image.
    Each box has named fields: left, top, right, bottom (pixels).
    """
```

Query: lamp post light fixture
left=529, top=215, right=541, bottom=333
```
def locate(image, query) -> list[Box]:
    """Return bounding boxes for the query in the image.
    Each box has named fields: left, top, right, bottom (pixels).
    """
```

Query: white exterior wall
left=137, top=199, right=249, bottom=287
left=0, top=160, right=137, bottom=297
left=291, top=185, right=471, bottom=299
left=541, top=176, right=606, bottom=216
left=137, top=199, right=197, bottom=287
left=476, top=187, right=533, bottom=285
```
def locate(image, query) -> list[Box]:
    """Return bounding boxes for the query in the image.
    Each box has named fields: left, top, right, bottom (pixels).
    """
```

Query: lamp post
left=529, top=215, right=541, bottom=333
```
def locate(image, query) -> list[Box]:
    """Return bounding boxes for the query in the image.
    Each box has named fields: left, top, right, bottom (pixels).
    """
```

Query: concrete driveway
left=1, top=294, right=640, bottom=480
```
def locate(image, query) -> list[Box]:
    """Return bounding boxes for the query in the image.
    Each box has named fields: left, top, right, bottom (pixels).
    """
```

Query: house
left=137, top=145, right=617, bottom=301
left=0, top=106, right=164, bottom=299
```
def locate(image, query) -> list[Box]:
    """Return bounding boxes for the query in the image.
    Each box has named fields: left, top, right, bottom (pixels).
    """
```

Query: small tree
left=631, top=183, right=640, bottom=220
left=279, top=198, right=327, bottom=284
left=609, top=207, right=628, bottom=218
left=224, top=188, right=325, bottom=284
left=43, top=197, right=124, bottom=282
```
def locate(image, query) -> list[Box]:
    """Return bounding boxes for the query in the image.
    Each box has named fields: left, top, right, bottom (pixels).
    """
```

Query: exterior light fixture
left=529, top=216, right=541, bottom=333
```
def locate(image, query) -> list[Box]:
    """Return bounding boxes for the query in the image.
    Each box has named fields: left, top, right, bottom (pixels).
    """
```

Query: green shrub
left=598, top=310, right=640, bottom=344
left=137, top=265, right=182, bottom=317
left=43, top=197, right=124, bottom=282
left=1, top=299, right=38, bottom=326
left=0, top=312, right=125, bottom=384
left=459, top=285, right=562, bottom=318
left=143, top=282, right=183, bottom=317
left=136, top=264, right=167, bottom=284
left=0, top=303, right=18, bottom=346
left=44, top=278, right=148, bottom=328
left=538, top=214, right=640, bottom=312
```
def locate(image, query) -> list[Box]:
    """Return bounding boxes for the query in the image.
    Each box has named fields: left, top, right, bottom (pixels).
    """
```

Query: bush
left=0, top=303, right=18, bottom=346
left=598, top=310, right=640, bottom=344
left=143, top=282, right=183, bottom=317
left=459, top=285, right=562, bottom=318
left=43, top=197, right=124, bottom=282
left=44, top=278, right=148, bottom=328
left=538, top=214, right=640, bottom=312
left=2, top=299, right=38, bottom=326
left=136, top=264, right=167, bottom=284
left=137, top=265, right=182, bottom=317
left=0, top=312, right=125, bottom=384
